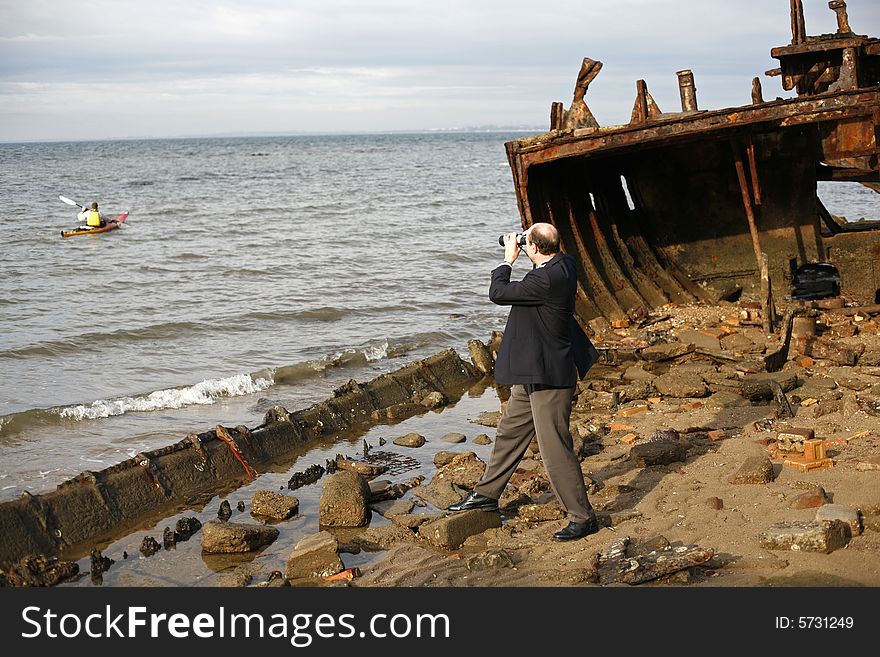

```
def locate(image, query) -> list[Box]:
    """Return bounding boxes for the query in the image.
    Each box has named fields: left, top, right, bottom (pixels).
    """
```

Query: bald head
left=528, top=223, right=560, bottom=255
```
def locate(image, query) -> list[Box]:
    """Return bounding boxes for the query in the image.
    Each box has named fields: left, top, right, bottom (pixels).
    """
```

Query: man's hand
left=503, top=232, right=520, bottom=265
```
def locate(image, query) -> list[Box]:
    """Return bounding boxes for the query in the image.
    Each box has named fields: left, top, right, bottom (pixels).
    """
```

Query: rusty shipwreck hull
left=505, top=0, right=880, bottom=323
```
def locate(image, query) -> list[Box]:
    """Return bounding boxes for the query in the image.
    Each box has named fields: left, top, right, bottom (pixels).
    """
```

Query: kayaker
left=76, top=202, right=106, bottom=228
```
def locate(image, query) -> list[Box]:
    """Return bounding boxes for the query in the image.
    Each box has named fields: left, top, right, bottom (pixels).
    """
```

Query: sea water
left=0, top=134, right=876, bottom=502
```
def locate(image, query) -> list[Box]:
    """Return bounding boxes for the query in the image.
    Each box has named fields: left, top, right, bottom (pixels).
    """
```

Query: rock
left=217, top=499, right=232, bottom=521
left=473, top=433, right=493, bottom=445
left=370, top=499, right=415, bottom=519
left=140, top=536, right=161, bottom=557
left=391, top=513, right=435, bottom=530
left=790, top=490, right=827, bottom=509
left=251, top=490, right=300, bottom=520
left=707, top=497, right=724, bottom=510
left=629, top=440, right=687, bottom=467
left=352, top=525, right=417, bottom=551
left=467, top=339, right=495, bottom=374
left=470, top=411, right=502, bottom=427
left=855, top=457, right=880, bottom=471
left=163, top=527, right=176, bottom=550
left=639, top=342, right=693, bottom=361
left=200, top=520, right=279, bottom=554
left=418, top=510, right=502, bottom=549
left=863, top=515, right=880, bottom=533
left=0, top=555, right=79, bottom=587
left=217, top=570, right=253, bottom=588
left=393, top=432, right=426, bottom=448
left=319, top=471, right=372, bottom=527
left=678, top=329, right=722, bottom=351
left=705, top=390, right=751, bottom=409
left=431, top=452, right=486, bottom=489
left=720, top=333, right=759, bottom=353
left=654, top=372, right=708, bottom=398
left=516, top=503, right=565, bottom=522
left=815, top=504, right=861, bottom=536
left=741, top=371, right=800, bottom=401
left=335, top=458, right=387, bottom=478
left=412, top=479, right=466, bottom=509
left=759, top=520, right=849, bottom=553
left=441, top=432, right=467, bottom=444
left=433, top=451, right=461, bottom=467
left=285, top=531, right=344, bottom=579
left=420, top=391, right=447, bottom=408
left=174, top=517, right=202, bottom=542
left=730, top=455, right=775, bottom=484
left=466, top=548, right=514, bottom=571
left=623, top=365, right=657, bottom=381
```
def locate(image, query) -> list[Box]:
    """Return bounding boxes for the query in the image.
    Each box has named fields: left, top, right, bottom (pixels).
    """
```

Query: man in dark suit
left=448, top=222, right=601, bottom=541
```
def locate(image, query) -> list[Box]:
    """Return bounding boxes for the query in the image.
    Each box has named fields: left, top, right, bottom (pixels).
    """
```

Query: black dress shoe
left=553, top=517, right=599, bottom=541
left=447, top=491, right=499, bottom=512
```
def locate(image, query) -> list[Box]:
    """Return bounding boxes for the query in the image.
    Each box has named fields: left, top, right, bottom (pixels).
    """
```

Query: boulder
left=251, top=490, right=300, bottom=520
left=393, top=432, right=426, bottom=448
left=200, top=521, right=279, bottom=554
left=319, top=471, right=372, bottom=527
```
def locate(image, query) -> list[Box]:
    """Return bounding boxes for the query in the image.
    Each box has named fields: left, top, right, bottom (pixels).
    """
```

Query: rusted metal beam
left=829, top=0, right=852, bottom=35
left=752, top=77, right=764, bottom=104
left=730, top=137, right=765, bottom=268
left=790, top=0, right=807, bottom=45
left=677, top=70, right=698, bottom=112
left=747, top=135, right=763, bottom=206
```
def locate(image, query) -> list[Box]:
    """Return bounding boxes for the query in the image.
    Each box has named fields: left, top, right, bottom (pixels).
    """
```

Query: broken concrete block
left=730, top=455, right=774, bottom=484
left=285, top=531, right=344, bottom=579
left=759, top=520, right=849, bottom=553
left=815, top=504, right=861, bottom=536
left=441, top=432, right=467, bottom=444
left=418, top=509, right=502, bottom=549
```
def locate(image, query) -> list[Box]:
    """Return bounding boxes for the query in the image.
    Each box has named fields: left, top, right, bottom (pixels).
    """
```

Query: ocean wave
left=57, top=373, right=274, bottom=421
left=0, top=321, right=211, bottom=359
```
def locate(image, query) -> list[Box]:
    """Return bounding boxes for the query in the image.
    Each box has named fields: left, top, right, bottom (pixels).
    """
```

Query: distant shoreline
left=0, top=127, right=545, bottom=146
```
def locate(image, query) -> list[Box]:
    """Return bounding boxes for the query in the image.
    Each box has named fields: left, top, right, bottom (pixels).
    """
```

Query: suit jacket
left=490, top=252, right=600, bottom=387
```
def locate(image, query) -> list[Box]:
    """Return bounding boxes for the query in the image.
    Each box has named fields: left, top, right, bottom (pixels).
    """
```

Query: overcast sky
left=1, top=0, right=877, bottom=142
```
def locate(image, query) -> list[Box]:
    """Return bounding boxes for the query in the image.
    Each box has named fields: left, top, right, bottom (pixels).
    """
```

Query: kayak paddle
left=59, top=194, right=85, bottom=209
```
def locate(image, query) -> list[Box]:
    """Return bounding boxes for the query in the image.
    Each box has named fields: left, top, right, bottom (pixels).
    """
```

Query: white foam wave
left=362, top=341, right=389, bottom=361
left=58, top=373, right=274, bottom=421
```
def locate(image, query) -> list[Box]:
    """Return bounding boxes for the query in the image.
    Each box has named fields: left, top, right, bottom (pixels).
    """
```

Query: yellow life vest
left=86, top=210, right=102, bottom=227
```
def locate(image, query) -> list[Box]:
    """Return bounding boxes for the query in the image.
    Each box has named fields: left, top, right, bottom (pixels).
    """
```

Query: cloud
left=0, top=0, right=877, bottom=140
